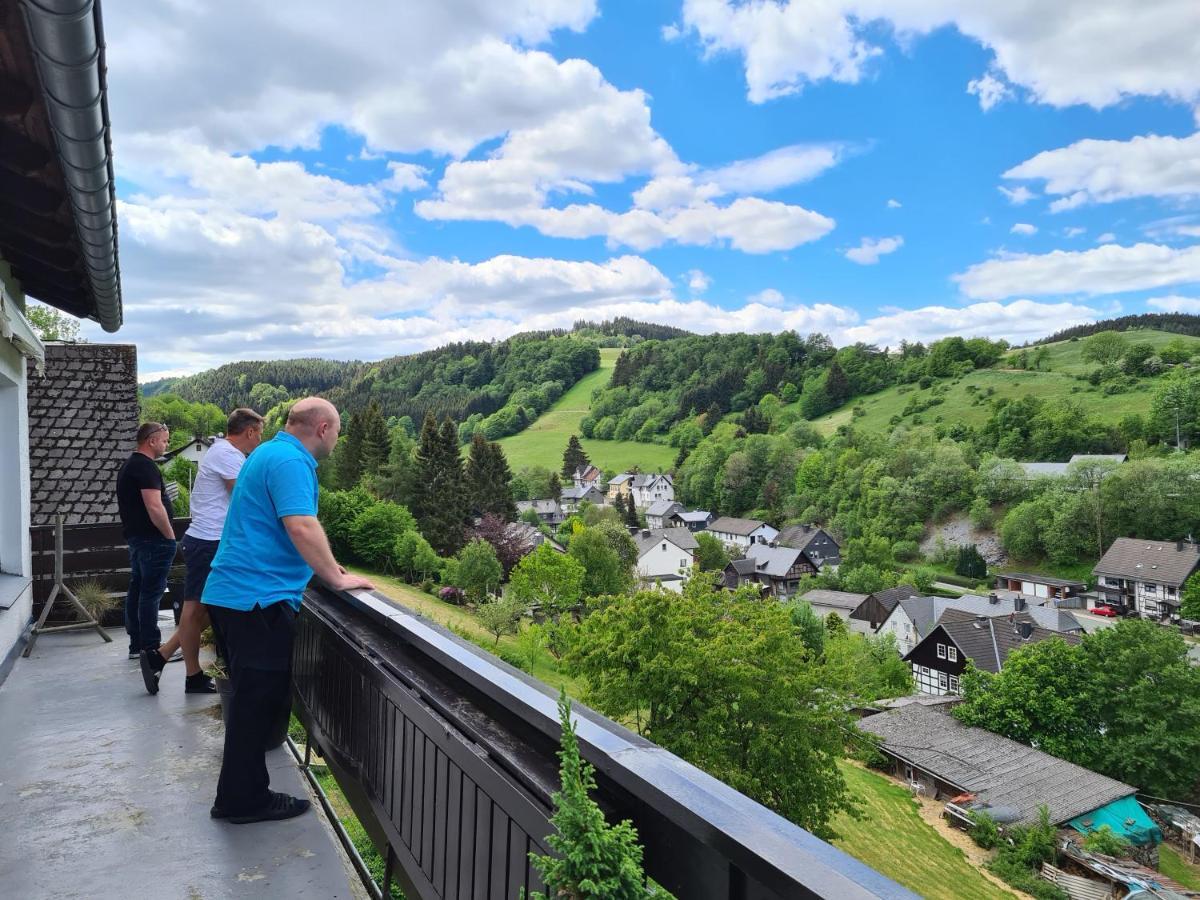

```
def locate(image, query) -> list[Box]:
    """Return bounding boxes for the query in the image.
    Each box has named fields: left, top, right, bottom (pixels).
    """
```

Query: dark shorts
left=182, top=534, right=220, bottom=602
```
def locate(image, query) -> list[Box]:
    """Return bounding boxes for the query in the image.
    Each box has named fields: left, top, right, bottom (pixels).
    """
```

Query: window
left=938, top=672, right=948, bottom=690
left=680, top=558, right=688, bottom=568
left=947, top=646, right=958, bottom=662
left=1144, top=583, right=1157, bottom=595
left=949, top=675, right=960, bottom=693
left=936, top=643, right=946, bottom=659
left=920, top=666, right=929, bottom=677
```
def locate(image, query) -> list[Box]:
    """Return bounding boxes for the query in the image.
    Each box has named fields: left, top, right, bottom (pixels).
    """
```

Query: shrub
left=419, top=579, right=434, bottom=594
left=968, top=497, right=994, bottom=531
left=968, top=811, right=999, bottom=850
left=1081, top=825, right=1131, bottom=857
left=438, top=586, right=464, bottom=605
left=348, top=501, right=418, bottom=571
left=71, top=579, right=117, bottom=623
left=476, top=593, right=524, bottom=645
left=319, top=485, right=377, bottom=559
left=892, top=539, right=920, bottom=562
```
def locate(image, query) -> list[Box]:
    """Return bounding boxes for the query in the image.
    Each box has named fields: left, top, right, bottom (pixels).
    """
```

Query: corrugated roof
left=708, top=516, right=770, bottom=536
left=1092, top=537, right=1200, bottom=587
left=801, top=589, right=869, bottom=611
left=859, top=704, right=1135, bottom=826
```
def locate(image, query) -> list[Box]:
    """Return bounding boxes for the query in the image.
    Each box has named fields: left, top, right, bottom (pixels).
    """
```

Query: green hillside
left=812, top=329, right=1200, bottom=436
left=497, top=348, right=676, bottom=472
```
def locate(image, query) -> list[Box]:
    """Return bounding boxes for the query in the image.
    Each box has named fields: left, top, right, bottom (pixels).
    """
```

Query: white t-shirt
left=185, top=438, right=247, bottom=541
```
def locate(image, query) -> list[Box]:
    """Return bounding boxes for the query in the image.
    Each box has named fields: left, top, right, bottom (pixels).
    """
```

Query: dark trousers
left=206, top=602, right=296, bottom=815
left=124, top=536, right=177, bottom=652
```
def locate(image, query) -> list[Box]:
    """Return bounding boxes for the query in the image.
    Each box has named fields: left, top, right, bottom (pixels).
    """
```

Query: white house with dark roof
left=634, top=527, right=698, bottom=593
left=878, top=592, right=1083, bottom=655
left=645, top=500, right=682, bottom=529
left=668, top=508, right=712, bottom=532
left=162, top=435, right=215, bottom=466
left=1093, top=536, right=1200, bottom=618
left=706, top=516, right=778, bottom=550
left=724, top=544, right=821, bottom=600
left=571, top=464, right=602, bottom=490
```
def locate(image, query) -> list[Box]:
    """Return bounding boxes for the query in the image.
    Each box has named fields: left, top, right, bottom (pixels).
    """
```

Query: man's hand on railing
left=330, top=566, right=374, bottom=593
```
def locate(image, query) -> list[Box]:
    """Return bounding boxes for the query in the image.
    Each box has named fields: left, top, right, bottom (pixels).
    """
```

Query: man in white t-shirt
left=140, top=408, right=264, bottom=695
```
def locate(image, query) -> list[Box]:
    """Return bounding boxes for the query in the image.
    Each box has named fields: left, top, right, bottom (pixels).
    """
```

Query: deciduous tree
left=508, top=543, right=585, bottom=623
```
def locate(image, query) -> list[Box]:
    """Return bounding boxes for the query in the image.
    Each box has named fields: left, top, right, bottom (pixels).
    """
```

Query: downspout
left=19, top=0, right=122, bottom=332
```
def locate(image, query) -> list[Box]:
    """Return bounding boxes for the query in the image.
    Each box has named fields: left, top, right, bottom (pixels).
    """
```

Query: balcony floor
left=0, top=626, right=365, bottom=899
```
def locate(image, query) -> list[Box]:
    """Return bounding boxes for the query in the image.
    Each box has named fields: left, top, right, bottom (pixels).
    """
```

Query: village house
left=878, top=592, right=1083, bottom=655
left=644, top=500, right=682, bottom=529
left=774, top=524, right=841, bottom=569
left=634, top=527, right=698, bottom=594
left=859, top=703, right=1160, bottom=846
left=993, top=571, right=1086, bottom=602
left=571, top=464, right=602, bottom=490
left=607, top=471, right=674, bottom=508
left=506, top=521, right=565, bottom=556
left=559, top=483, right=605, bottom=513
left=515, top=498, right=565, bottom=526
left=705, top=516, right=779, bottom=550
left=905, top=608, right=1082, bottom=696
left=162, top=434, right=215, bottom=466
left=667, top=508, right=712, bottom=532
left=799, top=589, right=870, bottom=630
left=1092, top=536, right=1200, bottom=619
left=849, top=585, right=921, bottom=631
left=724, top=544, right=820, bottom=600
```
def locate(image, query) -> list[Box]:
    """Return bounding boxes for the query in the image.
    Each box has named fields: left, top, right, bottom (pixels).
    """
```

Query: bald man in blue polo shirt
left=203, top=397, right=373, bottom=824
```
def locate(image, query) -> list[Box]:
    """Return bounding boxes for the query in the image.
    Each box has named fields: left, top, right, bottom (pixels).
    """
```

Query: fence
left=293, top=584, right=918, bottom=900
left=29, top=517, right=190, bottom=620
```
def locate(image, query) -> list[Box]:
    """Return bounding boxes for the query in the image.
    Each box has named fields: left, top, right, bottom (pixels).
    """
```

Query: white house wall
left=637, top=539, right=693, bottom=582
left=0, top=336, right=33, bottom=671
left=880, top=606, right=918, bottom=655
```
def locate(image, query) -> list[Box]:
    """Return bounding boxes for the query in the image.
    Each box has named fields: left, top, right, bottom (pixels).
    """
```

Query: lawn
left=832, top=763, right=1016, bottom=900
left=809, top=329, right=1200, bottom=438
left=497, top=347, right=677, bottom=473
left=350, top=566, right=583, bottom=696
left=1160, top=845, right=1200, bottom=891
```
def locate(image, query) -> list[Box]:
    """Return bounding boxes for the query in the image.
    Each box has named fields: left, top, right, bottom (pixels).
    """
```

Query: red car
left=1091, top=605, right=1120, bottom=617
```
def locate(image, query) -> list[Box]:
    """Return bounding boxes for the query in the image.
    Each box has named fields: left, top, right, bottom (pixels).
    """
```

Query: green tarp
left=1069, top=795, right=1162, bottom=846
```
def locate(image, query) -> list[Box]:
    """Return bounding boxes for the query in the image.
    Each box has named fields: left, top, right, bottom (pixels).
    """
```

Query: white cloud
left=998, top=185, right=1035, bottom=205
left=887, top=198, right=902, bottom=208
left=1096, top=232, right=1117, bottom=243
left=955, top=242, right=1200, bottom=299
left=748, top=288, right=786, bottom=307
left=1064, top=226, right=1086, bottom=237
left=843, top=299, right=1099, bottom=345
left=675, top=0, right=1200, bottom=109
left=1010, top=223, right=1038, bottom=235
left=702, top=142, right=849, bottom=194
left=967, top=71, right=1012, bottom=111
left=1147, top=294, right=1200, bottom=313
left=1005, top=131, right=1200, bottom=209
left=383, top=162, right=429, bottom=192
left=687, top=269, right=712, bottom=294
left=845, top=235, right=904, bottom=264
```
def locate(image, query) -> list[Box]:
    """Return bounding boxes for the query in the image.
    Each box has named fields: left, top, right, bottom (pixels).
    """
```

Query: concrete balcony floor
left=0, top=625, right=365, bottom=899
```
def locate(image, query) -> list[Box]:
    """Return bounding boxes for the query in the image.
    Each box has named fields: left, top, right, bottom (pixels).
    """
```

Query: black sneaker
left=128, top=648, right=139, bottom=660
left=227, top=791, right=311, bottom=825
left=139, top=648, right=166, bottom=695
left=185, top=672, right=217, bottom=694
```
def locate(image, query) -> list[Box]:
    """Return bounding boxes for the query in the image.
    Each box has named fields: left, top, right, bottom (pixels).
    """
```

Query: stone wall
left=26, top=342, right=137, bottom=525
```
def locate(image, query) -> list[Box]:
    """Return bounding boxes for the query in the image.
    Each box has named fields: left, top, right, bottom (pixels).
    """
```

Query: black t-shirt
left=116, top=452, right=171, bottom=540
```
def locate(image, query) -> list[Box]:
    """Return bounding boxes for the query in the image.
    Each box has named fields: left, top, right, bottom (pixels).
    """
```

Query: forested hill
left=144, top=334, right=600, bottom=442
left=1039, top=312, right=1200, bottom=343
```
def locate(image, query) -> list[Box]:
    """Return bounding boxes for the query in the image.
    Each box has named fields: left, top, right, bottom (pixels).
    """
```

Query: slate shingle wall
left=26, top=343, right=138, bottom=525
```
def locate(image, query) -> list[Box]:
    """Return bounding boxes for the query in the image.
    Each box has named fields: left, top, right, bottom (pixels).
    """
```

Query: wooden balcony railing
left=293, top=584, right=918, bottom=900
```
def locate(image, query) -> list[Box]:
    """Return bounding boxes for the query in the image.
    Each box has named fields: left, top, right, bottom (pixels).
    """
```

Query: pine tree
left=466, top=433, right=518, bottom=520
left=825, top=360, right=852, bottom=407
left=412, top=413, right=469, bottom=555
left=338, top=410, right=364, bottom=488
left=623, top=492, right=639, bottom=528
left=549, top=472, right=563, bottom=497
left=561, top=435, right=590, bottom=480
left=359, top=399, right=390, bottom=476
left=703, top=401, right=722, bottom=435
left=613, top=492, right=628, bottom=522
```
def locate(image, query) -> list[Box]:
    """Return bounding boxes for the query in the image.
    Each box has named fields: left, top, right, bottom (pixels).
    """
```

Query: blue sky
left=82, top=1, right=1200, bottom=378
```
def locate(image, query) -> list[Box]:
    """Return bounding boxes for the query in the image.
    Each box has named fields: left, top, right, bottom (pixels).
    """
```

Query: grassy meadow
left=497, top=347, right=676, bottom=473
left=832, top=763, right=1016, bottom=900
left=812, top=329, right=1200, bottom=436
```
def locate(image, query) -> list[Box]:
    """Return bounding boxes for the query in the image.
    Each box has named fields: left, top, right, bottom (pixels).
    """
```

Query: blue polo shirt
left=202, top=431, right=319, bottom=611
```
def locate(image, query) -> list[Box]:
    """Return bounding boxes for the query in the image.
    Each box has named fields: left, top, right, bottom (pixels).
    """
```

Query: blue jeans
left=125, top=536, right=177, bottom=652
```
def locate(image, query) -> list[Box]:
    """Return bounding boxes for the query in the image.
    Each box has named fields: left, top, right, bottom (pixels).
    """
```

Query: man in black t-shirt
left=116, top=422, right=178, bottom=658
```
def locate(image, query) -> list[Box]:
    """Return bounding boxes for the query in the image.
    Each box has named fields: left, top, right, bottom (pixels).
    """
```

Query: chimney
left=1178, top=539, right=1185, bottom=551
left=627, top=526, right=638, bottom=536
left=641, top=529, right=650, bottom=538
left=988, top=593, right=999, bottom=605
left=1013, top=596, right=1026, bottom=612
left=1018, top=622, right=1033, bottom=639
